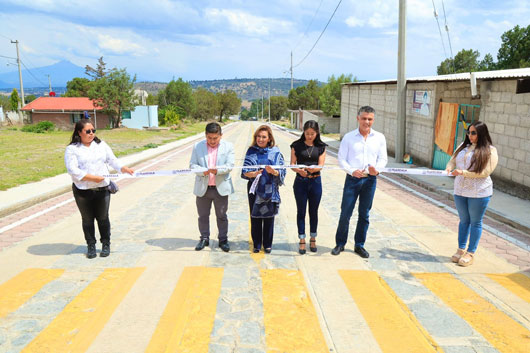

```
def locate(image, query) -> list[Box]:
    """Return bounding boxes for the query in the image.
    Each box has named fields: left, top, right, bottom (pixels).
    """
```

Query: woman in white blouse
left=445, top=121, right=498, bottom=267
left=65, top=120, right=134, bottom=259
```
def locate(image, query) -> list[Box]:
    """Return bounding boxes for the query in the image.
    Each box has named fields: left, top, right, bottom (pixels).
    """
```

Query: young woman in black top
left=290, top=120, right=327, bottom=254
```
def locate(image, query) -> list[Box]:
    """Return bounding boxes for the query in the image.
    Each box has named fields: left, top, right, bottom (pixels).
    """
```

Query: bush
left=21, top=121, right=55, bottom=133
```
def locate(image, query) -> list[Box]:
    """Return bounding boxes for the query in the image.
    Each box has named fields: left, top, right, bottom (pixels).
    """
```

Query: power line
left=0, top=54, right=17, bottom=60
left=0, top=33, right=13, bottom=41
left=292, top=0, right=325, bottom=52
left=431, top=0, right=447, bottom=58
left=293, top=0, right=343, bottom=69
left=441, top=0, right=456, bottom=74
left=20, top=60, right=48, bottom=87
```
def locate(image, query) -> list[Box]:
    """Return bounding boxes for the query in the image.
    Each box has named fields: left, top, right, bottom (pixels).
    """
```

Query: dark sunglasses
left=84, top=129, right=96, bottom=134
left=466, top=130, right=477, bottom=136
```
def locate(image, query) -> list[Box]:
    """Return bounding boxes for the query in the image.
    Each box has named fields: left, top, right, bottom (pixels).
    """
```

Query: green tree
left=192, top=88, right=217, bottom=120
left=240, top=107, right=250, bottom=120
left=288, top=79, right=320, bottom=110
left=9, top=88, right=20, bottom=111
left=88, top=68, right=136, bottom=128
left=478, top=53, right=496, bottom=71
left=215, top=90, right=241, bottom=122
left=85, top=57, right=108, bottom=80
left=0, top=95, right=10, bottom=112
left=64, top=77, right=93, bottom=97
left=319, top=74, right=356, bottom=116
left=146, top=93, right=158, bottom=105
left=437, top=49, right=481, bottom=75
left=497, top=24, right=530, bottom=69
left=268, top=96, right=289, bottom=120
left=25, top=94, right=37, bottom=103
left=159, top=78, right=194, bottom=117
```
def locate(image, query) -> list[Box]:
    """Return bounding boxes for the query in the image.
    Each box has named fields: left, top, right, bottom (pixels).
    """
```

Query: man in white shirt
left=331, top=106, right=388, bottom=258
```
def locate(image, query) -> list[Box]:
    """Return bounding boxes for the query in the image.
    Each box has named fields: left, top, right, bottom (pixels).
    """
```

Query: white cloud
left=96, top=34, right=147, bottom=56
left=205, top=8, right=293, bottom=36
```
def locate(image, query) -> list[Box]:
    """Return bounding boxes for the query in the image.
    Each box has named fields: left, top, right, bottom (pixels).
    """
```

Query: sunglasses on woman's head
left=466, top=130, right=477, bottom=136
left=84, top=129, right=96, bottom=134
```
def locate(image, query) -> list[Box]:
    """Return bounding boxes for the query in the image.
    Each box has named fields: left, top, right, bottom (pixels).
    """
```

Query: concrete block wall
left=479, top=80, right=530, bottom=194
left=31, top=112, right=111, bottom=130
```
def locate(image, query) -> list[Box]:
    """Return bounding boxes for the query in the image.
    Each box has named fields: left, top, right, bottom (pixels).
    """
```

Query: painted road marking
left=261, top=269, right=328, bottom=353
left=340, top=270, right=442, bottom=353
left=415, top=272, right=530, bottom=353
left=0, top=268, right=64, bottom=320
left=486, top=273, right=530, bottom=304
left=145, top=266, right=223, bottom=353
left=22, top=267, right=144, bottom=353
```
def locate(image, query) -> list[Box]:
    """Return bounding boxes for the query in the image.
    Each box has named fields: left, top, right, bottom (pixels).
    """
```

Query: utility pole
left=395, top=0, right=407, bottom=163
left=47, top=75, right=52, bottom=94
left=290, top=51, right=294, bottom=127
left=268, top=79, right=271, bottom=122
left=11, top=40, right=25, bottom=107
left=261, top=94, right=264, bottom=120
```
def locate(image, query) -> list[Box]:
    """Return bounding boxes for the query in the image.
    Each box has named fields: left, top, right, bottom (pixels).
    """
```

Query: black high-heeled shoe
left=299, top=240, right=306, bottom=255
left=264, top=248, right=272, bottom=254
left=310, top=238, right=317, bottom=252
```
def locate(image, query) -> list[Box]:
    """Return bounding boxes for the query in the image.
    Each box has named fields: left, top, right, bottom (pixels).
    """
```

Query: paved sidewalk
left=275, top=124, right=530, bottom=238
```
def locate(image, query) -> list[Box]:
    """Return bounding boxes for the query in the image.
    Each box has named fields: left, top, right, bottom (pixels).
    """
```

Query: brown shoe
left=451, top=248, right=466, bottom=263
left=458, top=252, right=474, bottom=267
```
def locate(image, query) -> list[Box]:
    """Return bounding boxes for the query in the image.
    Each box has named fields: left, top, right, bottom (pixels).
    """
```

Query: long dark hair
left=251, top=125, right=275, bottom=147
left=69, top=119, right=101, bottom=145
left=294, top=120, right=327, bottom=147
left=453, top=121, right=492, bottom=174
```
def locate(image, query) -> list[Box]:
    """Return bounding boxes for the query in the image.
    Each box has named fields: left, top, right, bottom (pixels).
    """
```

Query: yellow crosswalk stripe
left=486, top=273, right=530, bottom=304
left=340, top=270, right=442, bottom=353
left=415, top=272, right=530, bottom=353
left=0, top=269, right=64, bottom=320
left=22, top=267, right=144, bottom=353
left=261, top=269, right=328, bottom=353
left=145, top=266, right=223, bottom=353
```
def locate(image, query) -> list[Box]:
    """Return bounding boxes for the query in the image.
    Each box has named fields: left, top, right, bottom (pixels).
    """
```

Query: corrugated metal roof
left=343, top=68, right=530, bottom=85
left=21, top=97, right=103, bottom=111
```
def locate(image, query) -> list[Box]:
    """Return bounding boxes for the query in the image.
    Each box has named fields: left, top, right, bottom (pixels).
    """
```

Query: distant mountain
left=0, top=60, right=86, bottom=89
left=135, top=78, right=318, bottom=101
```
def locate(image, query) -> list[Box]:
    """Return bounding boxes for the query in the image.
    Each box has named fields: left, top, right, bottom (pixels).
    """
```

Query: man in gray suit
left=190, top=122, right=235, bottom=252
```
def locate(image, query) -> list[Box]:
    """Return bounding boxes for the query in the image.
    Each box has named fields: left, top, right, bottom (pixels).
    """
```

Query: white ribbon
left=103, top=164, right=449, bottom=178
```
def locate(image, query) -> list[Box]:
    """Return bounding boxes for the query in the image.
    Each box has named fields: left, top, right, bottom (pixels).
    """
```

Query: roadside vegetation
left=0, top=120, right=211, bottom=191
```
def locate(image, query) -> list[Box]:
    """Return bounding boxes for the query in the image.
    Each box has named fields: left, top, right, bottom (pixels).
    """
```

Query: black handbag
left=107, top=180, right=119, bottom=194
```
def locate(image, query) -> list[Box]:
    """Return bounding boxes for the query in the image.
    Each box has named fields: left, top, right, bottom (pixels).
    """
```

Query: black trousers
left=72, top=184, right=111, bottom=245
left=247, top=181, right=275, bottom=250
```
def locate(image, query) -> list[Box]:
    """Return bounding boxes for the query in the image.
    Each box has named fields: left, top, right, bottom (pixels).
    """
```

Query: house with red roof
left=21, top=97, right=112, bottom=129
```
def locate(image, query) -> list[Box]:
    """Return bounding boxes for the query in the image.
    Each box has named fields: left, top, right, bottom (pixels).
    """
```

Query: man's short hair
left=358, top=106, right=375, bottom=116
left=205, top=122, right=222, bottom=134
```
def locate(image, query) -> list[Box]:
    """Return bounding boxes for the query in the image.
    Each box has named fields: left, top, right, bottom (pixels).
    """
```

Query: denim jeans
left=293, top=175, right=322, bottom=238
left=453, top=194, right=490, bottom=253
left=335, top=175, right=377, bottom=247
left=72, top=184, right=111, bottom=245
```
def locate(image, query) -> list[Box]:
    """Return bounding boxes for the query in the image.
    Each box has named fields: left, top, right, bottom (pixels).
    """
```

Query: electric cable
left=292, top=0, right=343, bottom=69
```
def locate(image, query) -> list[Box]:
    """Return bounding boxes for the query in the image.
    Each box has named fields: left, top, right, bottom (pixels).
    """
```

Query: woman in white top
left=65, top=119, right=134, bottom=259
left=445, top=121, right=498, bottom=267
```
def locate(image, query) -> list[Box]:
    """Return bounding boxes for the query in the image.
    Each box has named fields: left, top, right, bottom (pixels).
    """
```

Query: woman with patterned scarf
left=242, top=125, right=286, bottom=254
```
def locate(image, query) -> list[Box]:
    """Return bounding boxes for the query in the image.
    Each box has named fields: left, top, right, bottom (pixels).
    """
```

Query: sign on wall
left=413, top=90, right=431, bottom=116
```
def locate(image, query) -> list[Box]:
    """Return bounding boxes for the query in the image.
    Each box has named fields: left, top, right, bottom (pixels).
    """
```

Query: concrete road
left=0, top=122, right=529, bottom=353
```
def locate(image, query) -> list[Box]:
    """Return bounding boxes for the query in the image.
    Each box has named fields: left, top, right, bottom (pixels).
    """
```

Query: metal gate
left=432, top=103, right=480, bottom=170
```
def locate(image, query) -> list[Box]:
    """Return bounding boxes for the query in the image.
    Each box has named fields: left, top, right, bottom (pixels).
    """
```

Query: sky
left=0, top=0, right=528, bottom=83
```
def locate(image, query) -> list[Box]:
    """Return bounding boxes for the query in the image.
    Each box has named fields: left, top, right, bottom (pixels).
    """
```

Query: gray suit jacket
left=189, top=139, right=235, bottom=197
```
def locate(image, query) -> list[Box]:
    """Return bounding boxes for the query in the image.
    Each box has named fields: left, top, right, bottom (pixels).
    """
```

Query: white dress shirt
left=65, top=141, right=123, bottom=190
left=338, top=128, right=388, bottom=175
